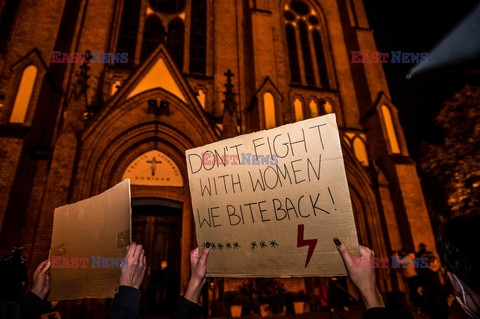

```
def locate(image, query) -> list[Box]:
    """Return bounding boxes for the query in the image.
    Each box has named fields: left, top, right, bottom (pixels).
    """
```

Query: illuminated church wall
left=0, top=0, right=434, bottom=303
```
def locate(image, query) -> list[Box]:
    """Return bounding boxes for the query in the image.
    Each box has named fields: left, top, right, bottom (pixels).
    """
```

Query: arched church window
left=116, top=0, right=207, bottom=73
left=10, top=65, right=37, bottom=124
left=0, top=0, right=21, bottom=51
left=381, top=105, right=400, bottom=154
left=189, top=0, right=207, bottom=74
left=298, top=20, right=315, bottom=85
left=318, top=100, right=333, bottom=114
left=309, top=99, right=318, bottom=117
left=167, top=18, right=185, bottom=70
left=294, top=97, right=304, bottom=121
left=141, top=15, right=165, bottom=61
left=263, top=92, right=276, bottom=129
left=116, top=0, right=141, bottom=65
left=283, top=0, right=330, bottom=88
left=353, top=137, right=369, bottom=166
left=285, top=24, right=301, bottom=83
left=312, top=29, right=329, bottom=88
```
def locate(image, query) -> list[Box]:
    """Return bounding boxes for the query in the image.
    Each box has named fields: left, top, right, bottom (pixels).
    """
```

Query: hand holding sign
left=186, top=114, right=359, bottom=277
left=335, top=238, right=384, bottom=309
left=185, top=245, right=211, bottom=303
left=120, top=243, right=146, bottom=289
left=49, top=180, right=131, bottom=299
left=31, top=260, right=51, bottom=299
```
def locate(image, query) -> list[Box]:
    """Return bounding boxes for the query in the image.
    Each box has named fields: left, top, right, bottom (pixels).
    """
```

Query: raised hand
left=334, top=238, right=384, bottom=309
left=31, top=260, right=51, bottom=299
left=119, top=242, right=146, bottom=289
left=184, top=244, right=211, bottom=303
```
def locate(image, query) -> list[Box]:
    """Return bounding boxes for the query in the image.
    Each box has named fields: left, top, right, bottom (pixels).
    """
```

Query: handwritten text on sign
left=186, top=114, right=359, bottom=277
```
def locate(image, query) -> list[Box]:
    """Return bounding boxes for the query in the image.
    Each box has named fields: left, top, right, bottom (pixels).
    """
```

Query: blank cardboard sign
left=186, top=114, right=359, bottom=277
left=48, top=179, right=131, bottom=300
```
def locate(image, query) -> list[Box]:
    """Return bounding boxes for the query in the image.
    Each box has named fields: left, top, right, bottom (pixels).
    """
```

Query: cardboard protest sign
left=186, top=114, right=359, bottom=277
left=48, top=179, right=131, bottom=300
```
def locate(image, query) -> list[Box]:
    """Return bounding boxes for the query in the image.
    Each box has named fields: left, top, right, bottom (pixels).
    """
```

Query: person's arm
left=334, top=238, right=389, bottom=319
left=20, top=293, right=49, bottom=319
left=107, top=286, right=141, bottom=319
left=172, top=296, right=205, bottom=319
left=106, top=243, right=146, bottom=319
left=21, top=260, right=50, bottom=318
left=172, top=244, right=211, bottom=319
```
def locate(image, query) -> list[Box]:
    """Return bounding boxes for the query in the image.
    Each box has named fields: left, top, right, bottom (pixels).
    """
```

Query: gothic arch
left=113, top=0, right=208, bottom=73
left=74, top=87, right=216, bottom=199
left=341, top=141, right=391, bottom=292
left=69, top=45, right=216, bottom=293
left=342, top=145, right=378, bottom=246
left=1, top=49, right=50, bottom=126
left=251, top=77, right=285, bottom=130
left=280, top=0, right=336, bottom=89
left=372, top=91, right=409, bottom=156
left=9, top=65, right=37, bottom=124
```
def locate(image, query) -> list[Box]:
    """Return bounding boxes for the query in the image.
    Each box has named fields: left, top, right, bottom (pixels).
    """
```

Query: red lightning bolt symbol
left=297, top=224, right=317, bottom=268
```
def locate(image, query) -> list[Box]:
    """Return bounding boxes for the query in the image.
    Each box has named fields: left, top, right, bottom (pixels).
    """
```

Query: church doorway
left=132, top=198, right=182, bottom=317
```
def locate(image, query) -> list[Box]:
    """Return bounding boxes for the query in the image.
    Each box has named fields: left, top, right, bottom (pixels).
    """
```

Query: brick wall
left=0, top=138, right=23, bottom=231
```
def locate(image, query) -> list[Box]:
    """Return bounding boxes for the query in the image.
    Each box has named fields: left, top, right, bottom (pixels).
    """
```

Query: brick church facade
left=0, top=0, right=434, bottom=313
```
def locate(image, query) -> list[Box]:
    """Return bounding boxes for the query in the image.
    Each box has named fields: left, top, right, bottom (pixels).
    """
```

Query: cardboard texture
left=48, top=179, right=131, bottom=300
left=186, top=114, right=359, bottom=277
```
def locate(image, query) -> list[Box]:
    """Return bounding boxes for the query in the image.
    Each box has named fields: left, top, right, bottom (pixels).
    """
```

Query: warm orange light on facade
left=263, top=92, right=276, bottom=129
left=381, top=105, right=400, bottom=154
left=309, top=99, right=318, bottom=117
left=9, top=65, right=37, bottom=124
left=294, top=97, right=304, bottom=121
left=353, top=138, right=369, bottom=166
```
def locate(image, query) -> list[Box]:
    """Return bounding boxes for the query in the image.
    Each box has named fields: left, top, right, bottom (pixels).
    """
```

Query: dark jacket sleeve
left=0, top=301, right=21, bottom=319
left=106, top=286, right=141, bottom=319
left=20, top=292, right=49, bottom=319
left=171, top=297, right=203, bottom=319
left=363, top=307, right=390, bottom=319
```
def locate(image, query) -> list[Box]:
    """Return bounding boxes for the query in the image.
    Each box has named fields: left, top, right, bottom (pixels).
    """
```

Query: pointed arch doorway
left=121, top=149, right=186, bottom=316
left=132, top=198, right=183, bottom=316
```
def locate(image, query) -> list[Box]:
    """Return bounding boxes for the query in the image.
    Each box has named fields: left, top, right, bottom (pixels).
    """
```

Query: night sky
left=363, top=0, right=480, bottom=160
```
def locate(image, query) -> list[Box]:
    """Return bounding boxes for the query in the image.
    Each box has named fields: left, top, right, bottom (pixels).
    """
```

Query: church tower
left=0, top=0, right=434, bottom=314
